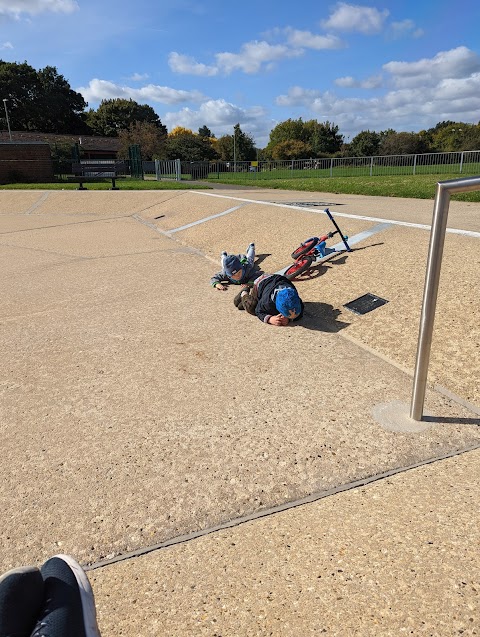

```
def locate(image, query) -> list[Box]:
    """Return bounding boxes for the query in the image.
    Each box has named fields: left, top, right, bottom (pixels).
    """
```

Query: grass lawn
left=206, top=173, right=480, bottom=202
left=1, top=173, right=480, bottom=201
left=0, top=179, right=211, bottom=191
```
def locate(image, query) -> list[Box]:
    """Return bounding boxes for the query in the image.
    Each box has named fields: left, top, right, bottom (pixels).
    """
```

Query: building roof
left=0, top=131, right=121, bottom=151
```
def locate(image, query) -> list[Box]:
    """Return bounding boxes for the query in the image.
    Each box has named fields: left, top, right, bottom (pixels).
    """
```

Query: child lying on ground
left=237, top=273, right=304, bottom=326
left=210, top=243, right=256, bottom=290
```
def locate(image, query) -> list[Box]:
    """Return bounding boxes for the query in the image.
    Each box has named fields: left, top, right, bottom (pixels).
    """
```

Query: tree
left=214, top=125, right=256, bottom=161
left=0, top=60, right=88, bottom=133
left=87, top=99, right=165, bottom=137
left=461, top=124, right=480, bottom=150
left=165, top=129, right=218, bottom=161
left=35, top=66, right=89, bottom=133
left=265, top=118, right=308, bottom=157
left=265, top=118, right=343, bottom=158
left=215, top=135, right=233, bottom=161
left=428, top=122, right=480, bottom=152
left=118, top=121, right=167, bottom=160
left=306, top=120, right=343, bottom=155
left=379, top=132, right=428, bottom=155
left=169, top=126, right=194, bottom=137
left=271, top=140, right=312, bottom=160
left=349, top=130, right=381, bottom=157
left=198, top=125, right=214, bottom=138
left=232, top=123, right=256, bottom=161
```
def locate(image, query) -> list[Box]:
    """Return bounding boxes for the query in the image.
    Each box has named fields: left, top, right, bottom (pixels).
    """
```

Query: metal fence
left=1, top=150, right=480, bottom=185
left=155, top=150, right=480, bottom=182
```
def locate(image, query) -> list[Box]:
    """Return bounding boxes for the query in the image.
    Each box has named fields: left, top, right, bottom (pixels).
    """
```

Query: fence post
left=330, top=158, right=333, bottom=178
left=460, top=152, right=464, bottom=174
left=410, top=175, right=480, bottom=420
left=155, top=159, right=160, bottom=181
left=175, top=159, right=181, bottom=181
left=370, top=157, right=373, bottom=177
left=413, top=154, right=417, bottom=175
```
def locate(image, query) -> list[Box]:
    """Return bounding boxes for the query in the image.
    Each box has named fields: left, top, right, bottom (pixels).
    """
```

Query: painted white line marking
left=168, top=205, right=245, bottom=234
left=26, top=192, right=50, bottom=215
left=191, top=191, right=480, bottom=238
left=327, top=222, right=392, bottom=252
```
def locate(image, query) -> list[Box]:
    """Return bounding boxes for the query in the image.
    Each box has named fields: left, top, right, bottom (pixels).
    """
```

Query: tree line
left=2, top=60, right=480, bottom=162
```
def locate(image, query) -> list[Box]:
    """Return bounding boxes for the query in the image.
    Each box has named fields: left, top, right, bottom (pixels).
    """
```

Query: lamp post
left=3, top=99, right=12, bottom=141
left=233, top=127, right=236, bottom=171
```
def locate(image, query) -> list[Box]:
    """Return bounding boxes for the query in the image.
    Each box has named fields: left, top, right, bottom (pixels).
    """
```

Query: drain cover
left=280, top=201, right=337, bottom=207
left=344, top=293, right=388, bottom=315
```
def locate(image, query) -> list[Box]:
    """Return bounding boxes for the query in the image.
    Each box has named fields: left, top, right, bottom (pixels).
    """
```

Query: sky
left=1, top=0, right=480, bottom=147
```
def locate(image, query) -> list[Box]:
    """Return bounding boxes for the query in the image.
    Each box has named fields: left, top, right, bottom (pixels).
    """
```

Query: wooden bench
left=71, top=161, right=127, bottom=190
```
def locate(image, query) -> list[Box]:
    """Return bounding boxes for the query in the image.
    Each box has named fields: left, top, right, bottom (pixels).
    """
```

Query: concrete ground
left=0, top=185, right=479, bottom=636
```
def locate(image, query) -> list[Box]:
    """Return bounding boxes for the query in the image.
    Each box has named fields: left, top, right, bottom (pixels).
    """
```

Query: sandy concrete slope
left=197, top=186, right=480, bottom=233
left=89, top=448, right=480, bottom=637
left=136, top=191, right=479, bottom=405
left=1, top=189, right=479, bottom=580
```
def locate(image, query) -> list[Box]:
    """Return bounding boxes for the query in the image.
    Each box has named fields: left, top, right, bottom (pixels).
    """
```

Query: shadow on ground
left=300, top=301, right=350, bottom=332
left=254, top=253, right=271, bottom=268
left=422, top=415, right=480, bottom=426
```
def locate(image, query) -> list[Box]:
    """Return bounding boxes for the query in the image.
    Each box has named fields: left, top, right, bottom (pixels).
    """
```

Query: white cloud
left=276, top=86, right=323, bottom=107
left=384, top=46, right=480, bottom=89
left=216, top=40, right=302, bottom=74
left=0, top=0, right=78, bottom=19
left=321, top=2, right=389, bottom=34
left=389, top=19, right=424, bottom=39
left=77, top=79, right=207, bottom=106
left=128, top=73, right=149, bottom=82
left=0, top=41, right=13, bottom=49
left=284, top=28, right=343, bottom=50
left=335, top=74, right=383, bottom=89
left=162, top=99, right=273, bottom=145
left=168, top=52, right=218, bottom=77
left=169, top=40, right=303, bottom=77
left=275, top=48, right=480, bottom=138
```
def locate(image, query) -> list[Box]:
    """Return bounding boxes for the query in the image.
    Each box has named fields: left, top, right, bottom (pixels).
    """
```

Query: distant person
left=210, top=243, right=256, bottom=290
left=239, top=273, right=304, bottom=326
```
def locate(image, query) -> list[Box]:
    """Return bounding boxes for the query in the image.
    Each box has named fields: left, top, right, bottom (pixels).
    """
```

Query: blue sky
left=1, top=0, right=480, bottom=147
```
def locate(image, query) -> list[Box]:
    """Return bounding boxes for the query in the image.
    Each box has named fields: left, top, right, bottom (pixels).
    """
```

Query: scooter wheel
left=291, top=238, right=318, bottom=260
left=284, top=256, right=314, bottom=280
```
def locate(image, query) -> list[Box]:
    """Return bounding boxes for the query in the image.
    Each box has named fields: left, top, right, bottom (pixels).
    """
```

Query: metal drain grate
left=343, top=293, right=388, bottom=315
left=279, top=201, right=336, bottom=207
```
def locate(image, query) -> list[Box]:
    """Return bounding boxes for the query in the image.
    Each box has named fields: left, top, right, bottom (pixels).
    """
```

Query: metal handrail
left=410, top=175, right=480, bottom=420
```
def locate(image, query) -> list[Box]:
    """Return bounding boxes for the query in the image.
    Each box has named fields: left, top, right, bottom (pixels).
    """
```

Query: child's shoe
left=220, top=251, right=228, bottom=269
left=233, top=290, right=245, bottom=309
left=0, top=566, right=44, bottom=637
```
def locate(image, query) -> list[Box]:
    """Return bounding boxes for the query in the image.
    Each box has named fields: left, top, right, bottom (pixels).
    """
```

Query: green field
left=204, top=172, right=480, bottom=202
left=2, top=172, right=480, bottom=202
left=0, top=179, right=209, bottom=191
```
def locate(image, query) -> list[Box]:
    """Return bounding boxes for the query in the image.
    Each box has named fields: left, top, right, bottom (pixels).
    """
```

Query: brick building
left=0, top=142, right=54, bottom=184
left=0, top=131, right=121, bottom=159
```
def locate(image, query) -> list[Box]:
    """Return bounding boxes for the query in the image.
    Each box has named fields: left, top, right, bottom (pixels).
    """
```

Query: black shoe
left=0, top=566, right=44, bottom=637
left=32, top=555, right=100, bottom=637
left=233, top=290, right=244, bottom=308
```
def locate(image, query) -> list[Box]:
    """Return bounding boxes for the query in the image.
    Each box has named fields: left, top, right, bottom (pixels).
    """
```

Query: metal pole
left=3, top=99, right=12, bottom=141
left=410, top=175, right=480, bottom=420
left=233, top=129, right=236, bottom=171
